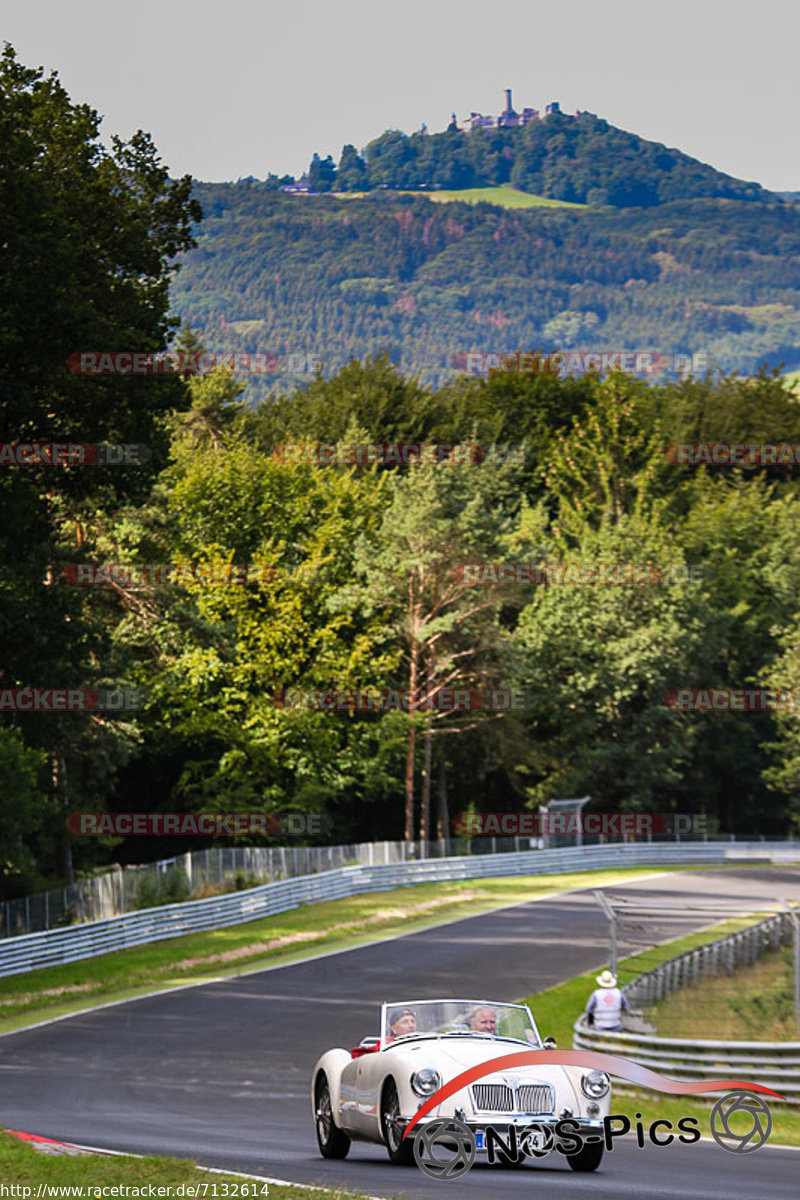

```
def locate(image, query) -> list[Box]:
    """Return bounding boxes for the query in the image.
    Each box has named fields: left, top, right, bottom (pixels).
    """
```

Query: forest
left=2, top=44, right=799, bottom=901
left=172, top=185, right=800, bottom=399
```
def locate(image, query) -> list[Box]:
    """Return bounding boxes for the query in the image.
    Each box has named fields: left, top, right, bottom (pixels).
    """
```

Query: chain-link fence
left=593, top=891, right=800, bottom=1037
left=5, top=831, right=796, bottom=941
left=1, top=835, right=536, bottom=938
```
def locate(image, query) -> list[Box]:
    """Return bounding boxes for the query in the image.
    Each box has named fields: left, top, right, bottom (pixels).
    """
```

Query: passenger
left=466, top=1004, right=497, bottom=1034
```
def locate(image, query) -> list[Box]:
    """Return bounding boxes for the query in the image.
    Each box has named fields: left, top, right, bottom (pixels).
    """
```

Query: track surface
left=1, top=868, right=799, bottom=1197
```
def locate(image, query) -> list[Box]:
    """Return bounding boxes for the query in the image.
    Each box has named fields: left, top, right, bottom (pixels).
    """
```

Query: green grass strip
left=0, top=1130, right=364, bottom=1198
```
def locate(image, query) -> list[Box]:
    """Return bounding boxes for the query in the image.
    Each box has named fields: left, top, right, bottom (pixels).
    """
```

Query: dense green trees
left=4, top=337, right=800, bottom=889
left=0, top=43, right=200, bottom=891
left=4, top=45, right=800, bottom=898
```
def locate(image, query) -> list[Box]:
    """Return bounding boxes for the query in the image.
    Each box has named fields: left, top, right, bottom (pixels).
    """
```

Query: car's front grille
left=469, top=1082, right=555, bottom=1114
left=517, top=1084, right=554, bottom=1114
left=471, top=1084, right=514, bottom=1112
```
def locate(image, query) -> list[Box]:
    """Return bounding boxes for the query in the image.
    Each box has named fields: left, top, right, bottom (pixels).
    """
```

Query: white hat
left=596, top=970, right=617, bottom=988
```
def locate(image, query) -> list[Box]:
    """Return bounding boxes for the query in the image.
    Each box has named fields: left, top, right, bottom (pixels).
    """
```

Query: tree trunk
left=436, top=742, right=449, bottom=842
left=404, top=725, right=416, bottom=846
left=404, top=631, right=420, bottom=846
left=53, top=753, right=75, bottom=887
left=419, top=713, right=433, bottom=854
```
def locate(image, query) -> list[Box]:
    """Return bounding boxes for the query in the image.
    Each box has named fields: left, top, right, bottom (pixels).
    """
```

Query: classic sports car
left=312, top=998, right=610, bottom=1170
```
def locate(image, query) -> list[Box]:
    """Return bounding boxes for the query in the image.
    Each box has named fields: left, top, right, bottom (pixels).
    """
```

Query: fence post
left=593, top=891, right=617, bottom=976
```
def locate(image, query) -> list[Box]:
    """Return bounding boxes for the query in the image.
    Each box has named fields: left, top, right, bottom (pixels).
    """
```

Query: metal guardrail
left=1, top=840, right=799, bottom=979
left=624, top=913, right=793, bottom=1007
left=7, top=831, right=790, bottom=939
left=574, top=911, right=800, bottom=1102
left=0, top=840, right=426, bottom=938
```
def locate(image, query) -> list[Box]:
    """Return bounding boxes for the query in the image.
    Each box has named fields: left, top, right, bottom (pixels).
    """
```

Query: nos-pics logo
left=413, top=1091, right=774, bottom=1178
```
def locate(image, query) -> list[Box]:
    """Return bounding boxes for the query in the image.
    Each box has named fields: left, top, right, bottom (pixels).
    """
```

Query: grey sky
left=3, top=0, right=798, bottom=190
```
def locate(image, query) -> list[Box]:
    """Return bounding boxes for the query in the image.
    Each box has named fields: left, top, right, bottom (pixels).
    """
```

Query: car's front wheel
left=567, top=1140, right=604, bottom=1172
left=315, top=1073, right=350, bottom=1159
left=381, top=1080, right=415, bottom=1165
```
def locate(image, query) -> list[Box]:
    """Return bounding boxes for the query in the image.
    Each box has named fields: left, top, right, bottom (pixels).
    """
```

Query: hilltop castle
left=450, top=90, right=563, bottom=132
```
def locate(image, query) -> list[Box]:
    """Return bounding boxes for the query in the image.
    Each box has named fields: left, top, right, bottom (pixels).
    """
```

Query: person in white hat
left=584, top=969, right=630, bottom=1032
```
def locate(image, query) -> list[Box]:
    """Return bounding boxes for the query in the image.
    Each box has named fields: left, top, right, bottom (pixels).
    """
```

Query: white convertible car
left=312, top=998, right=610, bottom=1170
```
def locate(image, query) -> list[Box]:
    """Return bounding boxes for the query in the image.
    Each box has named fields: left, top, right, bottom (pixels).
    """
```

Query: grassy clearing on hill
left=0, top=866, right=687, bottom=1034
left=336, top=184, right=586, bottom=208
left=400, top=184, right=587, bottom=209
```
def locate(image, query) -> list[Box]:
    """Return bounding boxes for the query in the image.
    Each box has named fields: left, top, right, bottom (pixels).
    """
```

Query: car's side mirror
left=542, top=1036, right=557, bottom=1050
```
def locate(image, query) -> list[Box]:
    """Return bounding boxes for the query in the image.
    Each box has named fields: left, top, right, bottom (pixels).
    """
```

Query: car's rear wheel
left=567, top=1140, right=604, bottom=1172
left=381, top=1080, right=415, bottom=1165
left=315, top=1073, right=350, bottom=1159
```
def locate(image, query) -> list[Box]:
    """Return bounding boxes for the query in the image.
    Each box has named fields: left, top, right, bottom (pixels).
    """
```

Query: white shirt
left=586, top=986, right=629, bottom=1030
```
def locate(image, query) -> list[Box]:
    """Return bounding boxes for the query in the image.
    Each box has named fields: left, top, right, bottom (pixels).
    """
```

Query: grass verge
left=0, top=1130, right=362, bottom=1197
left=523, top=916, right=800, bottom=1144
left=650, top=944, right=797, bottom=1041
left=0, top=866, right=691, bottom=1034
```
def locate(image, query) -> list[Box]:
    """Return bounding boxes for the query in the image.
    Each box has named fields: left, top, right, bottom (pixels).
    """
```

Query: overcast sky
left=4, top=0, right=798, bottom=190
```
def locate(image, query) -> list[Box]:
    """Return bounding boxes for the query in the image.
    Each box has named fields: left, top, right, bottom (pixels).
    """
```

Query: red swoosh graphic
left=402, top=1050, right=784, bottom=1139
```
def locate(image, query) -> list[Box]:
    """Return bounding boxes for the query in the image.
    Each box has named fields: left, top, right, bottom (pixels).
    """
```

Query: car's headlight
left=411, top=1068, right=442, bottom=1097
left=581, top=1070, right=610, bottom=1099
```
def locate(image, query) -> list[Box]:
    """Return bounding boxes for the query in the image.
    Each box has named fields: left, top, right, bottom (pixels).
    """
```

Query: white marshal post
left=539, top=796, right=591, bottom=849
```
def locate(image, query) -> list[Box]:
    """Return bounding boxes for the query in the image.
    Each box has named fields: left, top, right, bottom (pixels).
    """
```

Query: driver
left=466, top=1004, right=497, bottom=1034
left=386, top=1007, right=417, bottom=1043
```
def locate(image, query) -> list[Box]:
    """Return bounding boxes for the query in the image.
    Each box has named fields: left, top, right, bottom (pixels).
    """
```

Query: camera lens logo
left=413, top=1118, right=476, bottom=1179
left=518, top=1122, right=555, bottom=1158
left=710, top=1092, right=772, bottom=1153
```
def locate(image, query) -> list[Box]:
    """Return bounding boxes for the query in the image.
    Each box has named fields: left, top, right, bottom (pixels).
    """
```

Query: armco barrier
left=1, top=841, right=798, bottom=979
left=574, top=910, right=800, bottom=1102
left=574, top=1024, right=800, bottom=1103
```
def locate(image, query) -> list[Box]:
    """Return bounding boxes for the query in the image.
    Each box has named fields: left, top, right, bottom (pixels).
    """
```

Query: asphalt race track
left=2, top=867, right=799, bottom=1198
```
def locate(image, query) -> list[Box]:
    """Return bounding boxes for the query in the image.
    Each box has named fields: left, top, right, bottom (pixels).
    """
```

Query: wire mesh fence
left=596, top=893, right=798, bottom=1039
left=0, top=835, right=532, bottom=939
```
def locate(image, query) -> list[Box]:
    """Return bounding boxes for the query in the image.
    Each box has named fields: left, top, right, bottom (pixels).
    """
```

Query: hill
left=301, top=110, right=769, bottom=209
left=170, top=186, right=800, bottom=397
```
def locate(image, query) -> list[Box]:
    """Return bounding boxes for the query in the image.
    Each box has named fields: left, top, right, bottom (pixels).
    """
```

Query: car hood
left=384, top=1037, right=584, bottom=1109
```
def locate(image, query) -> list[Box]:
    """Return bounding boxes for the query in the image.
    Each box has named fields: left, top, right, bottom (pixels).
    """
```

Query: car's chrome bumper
left=400, top=1115, right=605, bottom=1138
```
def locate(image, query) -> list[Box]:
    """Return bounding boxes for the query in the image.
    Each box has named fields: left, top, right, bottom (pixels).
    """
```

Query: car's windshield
left=381, top=999, right=540, bottom=1045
